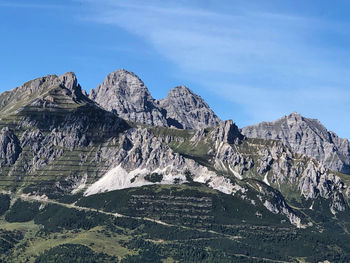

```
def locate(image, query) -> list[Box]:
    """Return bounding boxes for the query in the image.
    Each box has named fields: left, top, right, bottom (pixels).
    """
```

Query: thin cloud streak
left=81, top=0, right=350, bottom=137
left=84, top=0, right=350, bottom=78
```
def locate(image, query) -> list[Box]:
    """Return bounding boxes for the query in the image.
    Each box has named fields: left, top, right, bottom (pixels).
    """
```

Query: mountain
left=89, top=69, right=167, bottom=127
left=0, top=72, right=83, bottom=115
left=0, top=72, right=128, bottom=191
left=89, top=69, right=221, bottom=129
left=157, top=85, right=220, bottom=129
left=1, top=72, right=350, bottom=262
left=242, top=112, right=350, bottom=175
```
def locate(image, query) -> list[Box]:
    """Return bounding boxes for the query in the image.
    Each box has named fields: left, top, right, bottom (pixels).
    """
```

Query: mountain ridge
left=89, top=69, right=221, bottom=130
left=1, top=70, right=350, bottom=262
left=242, top=112, right=350, bottom=175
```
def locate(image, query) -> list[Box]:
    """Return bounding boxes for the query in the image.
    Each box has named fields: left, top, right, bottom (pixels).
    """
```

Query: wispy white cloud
left=80, top=0, right=350, bottom=137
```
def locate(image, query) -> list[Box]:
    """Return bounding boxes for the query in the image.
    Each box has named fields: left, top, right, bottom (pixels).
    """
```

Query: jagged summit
left=89, top=69, right=221, bottom=129
left=98, top=69, right=146, bottom=92
left=166, top=85, right=194, bottom=96
left=242, top=112, right=350, bottom=174
left=158, top=85, right=221, bottom=130
left=59, top=72, right=78, bottom=91
left=0, top=72, right=87, bottom=116
left=2, top=71, right=350, bottom=260
left=89, top=69, right=166, bottom=126
left=286, top=111, right=303, bottom=119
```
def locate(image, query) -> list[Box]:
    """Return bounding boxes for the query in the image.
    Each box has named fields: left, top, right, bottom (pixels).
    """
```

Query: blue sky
left=1, top=0, right=350, bottom=138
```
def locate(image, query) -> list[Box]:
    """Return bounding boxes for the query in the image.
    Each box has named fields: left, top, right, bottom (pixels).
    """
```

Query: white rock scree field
left=0, top=69, right=349, bottom=262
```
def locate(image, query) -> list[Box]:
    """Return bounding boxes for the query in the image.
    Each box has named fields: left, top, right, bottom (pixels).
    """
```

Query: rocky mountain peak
left=89, top=69, right=221, bottom=130
left=89, top=70, right=167, bottom=126
left=27, top=72, right=81, bottom=95
left=58, top=72, right=78, bottom=91
left=163, top=85, right=210, bottom=108
left=242, top=112, right=350, bottom=174
left=0, top=72, right=87, bottom=115
left=286, top=112, right=303, bottom=121
left=57, top=72, right=87, bottom=101
left=89, top=69, right=151, bottom=109
left=100, top=69, right=146, bottom=91
left=158, top=85, right=221, bottom=130
left=166, top=85, right=194, bottom=97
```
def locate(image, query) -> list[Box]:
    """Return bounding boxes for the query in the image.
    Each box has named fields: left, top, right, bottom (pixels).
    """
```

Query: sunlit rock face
left=89, top=69, right=220, bottom=129
left=242, top=112, right=350, bottom=175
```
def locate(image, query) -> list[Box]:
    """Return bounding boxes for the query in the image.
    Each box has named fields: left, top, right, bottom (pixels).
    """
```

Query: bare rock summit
left=89, top=69, right=167, bottom=126
left=242, top=112, right=350, bottom=174
left=89, top=69, right=220, bottom=129
left=158, top=85, right=220, bottom=129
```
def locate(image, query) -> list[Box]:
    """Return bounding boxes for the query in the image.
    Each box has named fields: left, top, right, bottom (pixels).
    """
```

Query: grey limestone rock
left=158, top=85, right=220, bottom=129
left=89, top=69, right=167, bottom=127
left=211, top=120, right=243, bottom=145
left=0, top=72, right=84, bottom=116
left=242, top=112, right=350, bottom=174
left=89, top=69, right=220, bottom=129
left=207, top=121, right=348, bottom=213
left=2, top=70, right=350, bottom=225
left=1, top=72, right=127, bottom=174
left=103, top=128, right=187, bottom=172
left=0, top=128, right=21, bottom=167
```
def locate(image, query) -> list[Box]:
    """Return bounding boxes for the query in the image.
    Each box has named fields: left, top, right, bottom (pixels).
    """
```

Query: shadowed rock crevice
left=0, top=128, right=22, bottom=167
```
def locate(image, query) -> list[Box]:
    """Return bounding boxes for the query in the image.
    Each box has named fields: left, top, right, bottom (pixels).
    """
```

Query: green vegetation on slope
left=5, top=200, right=40, bottom=223
left=0, top=194, right=10, bottom=216
left=1, top=184, right=350, bottom=262
left=34, top=244, right=117, bottom=263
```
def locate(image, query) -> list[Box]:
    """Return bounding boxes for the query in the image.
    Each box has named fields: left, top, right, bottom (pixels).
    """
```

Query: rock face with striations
left=0, top=72, right=84, bottom=115
left=157, top=85, right=220, bottom=129
left=241, top=112, right=350, bottom=174
left=89, top=69, right=220, bottom=129
left=0, top=128, right=21, bottom=167
left=2, top=71, right=350, bottom=227
left=89, top=70, right=167, bottom=126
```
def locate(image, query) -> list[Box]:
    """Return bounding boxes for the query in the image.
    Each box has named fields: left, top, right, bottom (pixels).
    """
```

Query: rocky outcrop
left=0, top=128, right=21, bottom=167
left=0, top=72, right=84, bottom=116
left=211, top=120, right=244, bottom=145
left=89, top=69, right=220, bottom=129
left=0, top=72, right=128, bottom=175
left=242, top=112, right=350, bottom=174
left=157, top=85, right=220, bottom=129
left=57, top=72, right=87, bottom=102
left=201, top=122, right=349, bottom=215
left=1, top=71, right=349, bottom=228
left=89, top=69, right=167, bottom=126
left=85, top=127, right=246, bottom=197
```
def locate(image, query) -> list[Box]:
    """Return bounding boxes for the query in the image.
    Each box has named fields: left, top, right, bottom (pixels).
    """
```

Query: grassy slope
left=1, top=184, right=350, bottom=262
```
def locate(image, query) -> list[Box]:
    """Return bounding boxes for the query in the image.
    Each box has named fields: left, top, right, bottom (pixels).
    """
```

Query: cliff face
left=157, top=85, right=221, bottom=129
left=89, top=69, right=220, bottom=129
left=2, top=70, right=350, bottom=262
left=1, top=71, right=350, bottom=229
left=242, top=112, right=350, bottom=175
left=89, top=69, right=167, bottom=127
